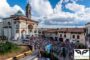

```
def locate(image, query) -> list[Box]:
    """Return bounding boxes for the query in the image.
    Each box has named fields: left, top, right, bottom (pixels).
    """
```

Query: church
left=0, top=2, right=38, bottom=44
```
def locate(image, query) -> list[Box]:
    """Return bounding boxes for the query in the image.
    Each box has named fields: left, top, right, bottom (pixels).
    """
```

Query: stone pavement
left=20, top=55, right=37, bottom=60
left=19, top=50, right=38, bottom=60
left=19, top=50, right=73, bottom=60
left=31, top=57, right=50, bottom=60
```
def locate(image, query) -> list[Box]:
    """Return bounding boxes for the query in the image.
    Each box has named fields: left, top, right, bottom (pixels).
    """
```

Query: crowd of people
left=26, top=36, right=87, bottom=60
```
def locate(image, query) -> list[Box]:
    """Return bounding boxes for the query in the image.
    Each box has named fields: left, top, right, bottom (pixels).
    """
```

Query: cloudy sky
left=0, top=0, right=90, bottom=28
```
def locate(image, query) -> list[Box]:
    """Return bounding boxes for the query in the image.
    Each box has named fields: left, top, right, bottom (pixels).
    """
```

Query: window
left=39, top=31, right=41, bottom=34
left=14, top=21, right=16, bottom=24
left=72, top=35, right=75, bottom=38
left=77, top=35, right=80, bottom=39
left=16, top=25, right=19, bottom=29
left=28, top=25, right=33, bottom=29
left=8, top=22, right=11, bottom=25
left=30, top=30, right=32, bottom=32
left=34, top=30, right=37, bottom=33
left=55, top=32, right=58, bottom=35
left=60, top=34, right=62, bottom=37
left=7, top=22, right=11, bottom=28
left=64, top=34, right=66, bottom=38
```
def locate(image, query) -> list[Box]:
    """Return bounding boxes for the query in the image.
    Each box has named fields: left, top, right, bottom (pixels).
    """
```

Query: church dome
left=14, top=10, right=25, bottom=16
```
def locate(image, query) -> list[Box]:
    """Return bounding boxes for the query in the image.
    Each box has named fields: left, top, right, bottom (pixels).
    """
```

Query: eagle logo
left=75, top=49, right=88, bottom=55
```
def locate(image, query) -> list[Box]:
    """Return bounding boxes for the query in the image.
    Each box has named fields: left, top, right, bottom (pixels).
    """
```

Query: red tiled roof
left=13, top=16, right=38, bottom=23
left=4, top=15, right=38, bottom=23
left=43, top=29, right=57, bottom=33
left=43, top=28, right=85, bottom=33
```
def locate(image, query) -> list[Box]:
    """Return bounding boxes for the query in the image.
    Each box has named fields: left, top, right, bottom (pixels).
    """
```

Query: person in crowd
left=62, top=47, right=67, bottom=60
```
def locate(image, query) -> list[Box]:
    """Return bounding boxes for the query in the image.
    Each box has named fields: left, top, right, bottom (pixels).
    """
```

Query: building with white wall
left=43, top=28, right=85, bottom=44
left=2, top=11, right=38, bottom=44
left=0, top=2, right=39, bottom=44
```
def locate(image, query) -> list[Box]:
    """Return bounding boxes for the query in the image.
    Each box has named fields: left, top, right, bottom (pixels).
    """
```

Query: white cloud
left=49, top=0, right=90, bottom=24
left=30, top=0, right=90, bottom=28
left=65, top=3, right=85, bottom=13
left=0, top=0, right=24, bottom=18
left=54, top=0, right=80, bottom=13
left=29, top=0, right=53, bottom=17
left=38, top=24, right=85, bottom=28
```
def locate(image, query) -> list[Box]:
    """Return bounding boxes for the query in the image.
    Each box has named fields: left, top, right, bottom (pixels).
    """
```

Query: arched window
left=60, top=34, right=62, bottom=37
left=34, top=30, right=37, bottom=33
left=72, top=35, right=75, bottom=38
left=64, top=34, right=66, bottom=38
left=28, top=25, right=33, bottom=29
left=77, top=35, right=80, bottom=39
left=28, top=25, right=33, bottom=32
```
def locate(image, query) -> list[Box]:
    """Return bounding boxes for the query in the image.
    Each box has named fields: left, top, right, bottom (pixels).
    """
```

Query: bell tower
left=26, top=0, right=31, bottom=19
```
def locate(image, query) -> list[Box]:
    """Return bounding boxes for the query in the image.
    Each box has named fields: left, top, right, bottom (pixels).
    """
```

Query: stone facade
left=43, top=28, right=85, bottom=44
left=2, top=11, right=38, bottom=44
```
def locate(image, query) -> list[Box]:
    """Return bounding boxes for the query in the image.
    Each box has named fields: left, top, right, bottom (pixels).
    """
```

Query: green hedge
left=0, top=42, right=20, bottom=55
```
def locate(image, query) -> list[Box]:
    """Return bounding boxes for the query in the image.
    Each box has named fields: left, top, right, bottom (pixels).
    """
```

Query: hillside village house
left=43, top=28, right=85, bottom=44
left=1, top=11, right=38, bottom=44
